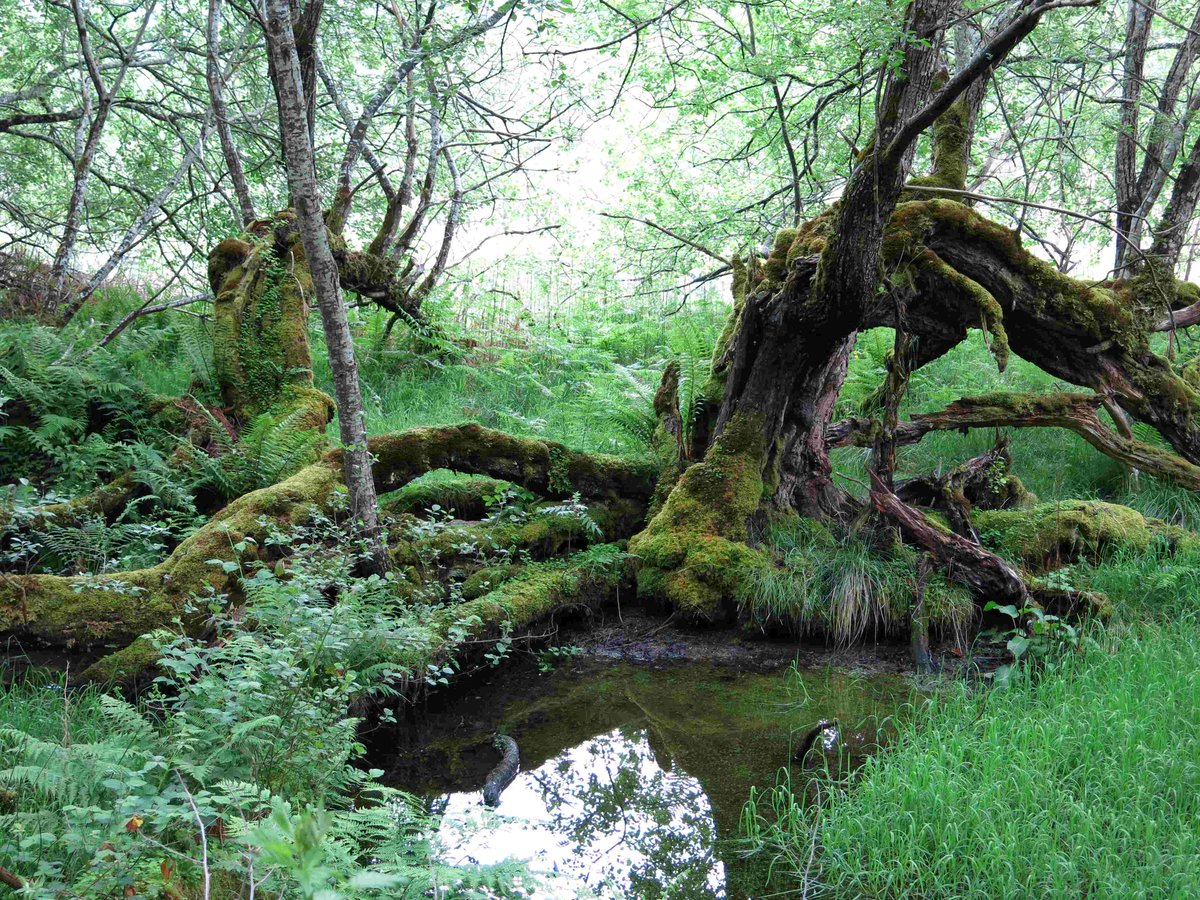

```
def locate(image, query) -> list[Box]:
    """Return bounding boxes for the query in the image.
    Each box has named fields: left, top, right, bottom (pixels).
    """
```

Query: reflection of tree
left=529, top=726, right=726, bottom=899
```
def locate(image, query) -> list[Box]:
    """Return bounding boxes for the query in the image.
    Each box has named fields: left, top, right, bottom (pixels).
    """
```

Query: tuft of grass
left=742, top=520, right=975, bottom=646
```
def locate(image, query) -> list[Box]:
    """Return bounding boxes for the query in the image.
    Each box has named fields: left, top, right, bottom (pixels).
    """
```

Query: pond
left=378, top=658, right=915, bottom=898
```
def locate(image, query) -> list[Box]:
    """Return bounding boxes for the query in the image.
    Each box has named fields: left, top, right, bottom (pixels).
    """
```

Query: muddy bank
left=558, top=606, right=923, bottom=674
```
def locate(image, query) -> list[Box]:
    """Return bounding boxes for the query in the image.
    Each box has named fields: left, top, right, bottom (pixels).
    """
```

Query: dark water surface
left=380, top=659, right=914, bottom=898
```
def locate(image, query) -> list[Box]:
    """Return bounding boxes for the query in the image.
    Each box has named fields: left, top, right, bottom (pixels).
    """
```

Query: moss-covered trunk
left=208, top=212, right=335, bottom=431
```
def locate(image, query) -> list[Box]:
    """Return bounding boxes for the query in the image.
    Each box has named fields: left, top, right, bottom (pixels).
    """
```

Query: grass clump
left=742, top=519, right=975, bottom=646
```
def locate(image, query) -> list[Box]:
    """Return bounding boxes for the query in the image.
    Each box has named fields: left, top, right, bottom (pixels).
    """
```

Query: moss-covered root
left=367, top=423, right=656, bottom=503
left=628, top=413, right=774, bottom=620
left=0, top=460, right=343, bottom=650
left=78, top=631, right=167, bottom=688
left=977, top=500, right=1200, bottom=570
left=0, top=423, right=650, bottom=652
left=409, top=547, right=625, bottom=673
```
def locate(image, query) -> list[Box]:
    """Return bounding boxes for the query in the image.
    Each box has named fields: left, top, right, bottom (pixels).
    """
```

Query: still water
left=383, top=660, right=913, bottom=898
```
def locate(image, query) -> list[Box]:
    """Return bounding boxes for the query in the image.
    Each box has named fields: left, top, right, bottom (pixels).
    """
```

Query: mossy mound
left=977, top=500, right=1200, bottom=569
left=380, top=471, right=512, bottom=519
left=460, top=564, right=523, bottom=600
left=629, top=413, right=774, bottom=619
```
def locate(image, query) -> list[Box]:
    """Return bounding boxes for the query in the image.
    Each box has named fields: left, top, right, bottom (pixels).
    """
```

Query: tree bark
left=208, top=0, right=256, bottom=224
left=1115, top=0, right=1155, bottom=272
left=263, top=0, right=388, bottom=573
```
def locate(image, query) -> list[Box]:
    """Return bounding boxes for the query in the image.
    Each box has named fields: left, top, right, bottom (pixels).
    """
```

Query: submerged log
left=482, top=734, right=520, bottom=807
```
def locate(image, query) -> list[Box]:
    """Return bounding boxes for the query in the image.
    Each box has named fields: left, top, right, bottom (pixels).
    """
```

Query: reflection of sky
left=432, top=726, right=729, bottom=899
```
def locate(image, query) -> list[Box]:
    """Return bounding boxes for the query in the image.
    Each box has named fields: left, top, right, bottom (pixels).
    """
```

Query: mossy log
left=0, top=424, right=654, bottom=654
left=976, top=500, right=1200, bottom=569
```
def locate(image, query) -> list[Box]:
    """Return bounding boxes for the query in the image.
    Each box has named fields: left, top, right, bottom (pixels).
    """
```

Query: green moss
left=79, top=631, right=169, bottom=685
left=914, top=248, right=1009, bottom=370
left=453, top=547, right=623, bottom=629
left=390, top=547, right=627, bottom=673
left=629, top=412, right=774, bottom=618
left=902, top=96, right=971, bottom=197
left=338, top=250, right=399, bottom=291
left=977, top=500, right=1199, bottom=568
left=764, top=228, right=798, bottom=282
left=380, top=472, right=511, bottom=518
left=210, top=218, right=318, bottom=423
left=461, top=564, right=522, bottom=600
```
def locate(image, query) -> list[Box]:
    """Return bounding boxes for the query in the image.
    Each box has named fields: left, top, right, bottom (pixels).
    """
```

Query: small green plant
left=983, top=597, right=1081, bottom=686
left=536, top=644, right=582, bottom=674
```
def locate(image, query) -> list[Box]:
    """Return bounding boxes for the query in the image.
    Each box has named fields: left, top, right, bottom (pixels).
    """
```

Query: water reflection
left=432, top=725, right=728, bottom=898
left=386, top=661, right=915, bottom=898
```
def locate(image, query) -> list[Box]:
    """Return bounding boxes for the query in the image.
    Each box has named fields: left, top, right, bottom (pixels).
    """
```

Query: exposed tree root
left=0, top=424, right=654, bottom=656
left=869, top=471, right=1031, bottom=607
left=893, top=439, right=1032, bottom=536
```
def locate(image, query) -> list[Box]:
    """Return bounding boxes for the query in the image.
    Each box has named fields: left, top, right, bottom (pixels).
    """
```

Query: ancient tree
left=5, top=0, right=1200, bottom=680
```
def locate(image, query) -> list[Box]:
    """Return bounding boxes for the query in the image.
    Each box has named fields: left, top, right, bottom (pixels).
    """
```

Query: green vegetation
left=5, top=0, right=1200, bottom=895
left=748, top=592, right=1200, bottom=897
left=745, top=337, right=1200, bottom=897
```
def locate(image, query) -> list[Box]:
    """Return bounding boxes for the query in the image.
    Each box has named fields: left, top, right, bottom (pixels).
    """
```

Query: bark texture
left=264, top=0, right=386, bottom=569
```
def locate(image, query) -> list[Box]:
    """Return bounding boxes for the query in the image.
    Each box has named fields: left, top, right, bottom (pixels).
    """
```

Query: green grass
left=308, top=304, right=725, bottom=457
left=0, top=671, right=113, bottom=745
left=748, top=541, right=1200, bottom=898
left=742, top=519, right=975, bottom=646
left=761, top=619, right=1200, bottom=898
left=750, top=330, right=1200, bottom=898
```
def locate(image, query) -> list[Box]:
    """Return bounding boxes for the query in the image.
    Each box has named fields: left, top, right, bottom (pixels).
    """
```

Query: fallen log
left=0, top=424, right=655, bottom=653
